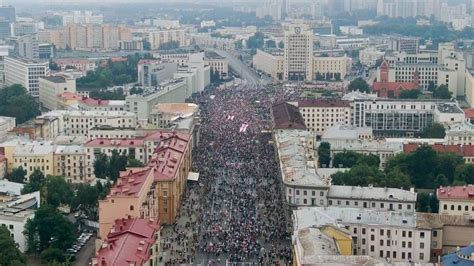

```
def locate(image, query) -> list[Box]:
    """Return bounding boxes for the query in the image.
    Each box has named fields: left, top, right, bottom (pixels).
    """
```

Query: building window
left=362, top=228, right=366, bottom=234
left=443, top=204, right=447, bottom=210
left=296, top=190, right=300, bottom=195
left=371, top=245, right=374, bottom=252
left=433, top=231, right=437, bottom=237
left=130, top=205, right=134, bottom=211
left=420, top=242, right=424, bottom=249
left=380, top=240, right=383, bottom=246
left=419, top=253, right=424, bottom=260
left=380, top=250, right=383, bottom=258
left=420, top=232, right=425, bottom=239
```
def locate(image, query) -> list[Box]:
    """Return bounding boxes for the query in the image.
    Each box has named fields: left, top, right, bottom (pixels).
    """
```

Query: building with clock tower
left=283, top=23, right=314, bottom=81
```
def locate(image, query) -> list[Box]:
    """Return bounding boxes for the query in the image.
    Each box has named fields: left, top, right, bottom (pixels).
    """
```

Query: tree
left=49, top=60, right=60, bottom=71
left=399, top=89, right=422, bottom=99
left=24, top=205, right=76, bottom=254
left=0, top=226, right=26, bottom=265
left=422, top=123, right=446, bottom=138
left=348, top=78, right=370, bottom=93
left=40, top=247, right=66, bottom=263
left=454, top=164, right=474, bottom=184
left=0, top=84, right=41, bottom=124
left=73, top=184, right=99, bottom=220
left=318, top=142, right=331, bottom=168
left=93, top=153, right=109, bottom=179
left=407, top=145, right=438, bottom=188
left=427, top=81, right=436, bottom=92
left=265, top=40, right=276, bottom=48
left=433, top=84, right=452, bottom=99
left=9, top=167, right=27, bottom=183
left=416, top=193, right=438, bottom=213
left=436, top=153, right=464, bottom=184
left=159, top=41, right=180, bottom=50
left=45, top=176, right=74, bottom=208
left=22, top=169, right=46, bottom=194
left=129, top=87, right=144, bottom=95
left=333, top=151, right=361, bottom=168
left=127, top=158, right=145, bottom=167
left=278, top=41, right=284, bottom=49
left=247, top=32, right=265, bottom=49
left=107, top=150, right=128, bottom=181
left=380, top=168, right=411, bottom=189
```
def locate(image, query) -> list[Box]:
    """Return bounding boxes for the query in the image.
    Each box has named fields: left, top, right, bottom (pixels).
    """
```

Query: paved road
left=208, top=49, right=269, bottom=85
left=75, top=237, right=96, bottom=266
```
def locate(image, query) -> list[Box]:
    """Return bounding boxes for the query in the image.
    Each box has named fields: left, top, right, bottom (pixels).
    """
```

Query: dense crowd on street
left=162, top=83, right=300, bottom=265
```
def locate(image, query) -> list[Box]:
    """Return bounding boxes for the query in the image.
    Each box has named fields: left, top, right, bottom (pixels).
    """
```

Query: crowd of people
left=161, top=83, right=301, bottom=265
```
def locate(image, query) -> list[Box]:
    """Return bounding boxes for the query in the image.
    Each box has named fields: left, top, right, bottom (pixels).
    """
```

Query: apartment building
left=147, top=131, right=192, bottom=224
left=294, top=207, right=432, bottom=263
left=98, top=168, right=158, bottom=239
left=437, top=185, right=474, bottom=218
left=92, top=218, right=161, bottom=266
left=53, top=58, right=97, bottom=74
left=0, top=116, right=16, bottom=142
left=12, top=141, right=54, bottom=179
left=148, top=29, right=186, bottom=50
left=63, top=24, right=131, bottom=51
left=39, top=75, right=76, bottom=111
left=189, top=33, right=236, bottom=50
left=149, top=103, right=199, bottom=128
left=283, top=23, right=314, bottom=81
left=4, top=57, right=50, bottom=97
left=296, top=98, right=351, bottom=135
left=54, top=145, right=87, bottom=184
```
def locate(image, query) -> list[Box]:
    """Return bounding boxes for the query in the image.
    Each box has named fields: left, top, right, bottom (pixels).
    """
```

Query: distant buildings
left=137, top=60, right=177, bottom=87
left=148, top=29, right=186, bottom=50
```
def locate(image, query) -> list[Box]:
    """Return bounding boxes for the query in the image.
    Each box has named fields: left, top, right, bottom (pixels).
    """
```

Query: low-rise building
left=98, top=168, right=158, bottom=239
left=0, top=116, right=16, bottom=142
left=149, top=103, right=199, bottom=128
left=446, top=122, right=474, bottom=145
left=253, top=49, right=284, bottom=80
left=327, top=185, right=417, bottom=212
left=359, top=47, right=385, bottom=67
left=38, top=75, right=76, bottom=111
left=78, top=98, right=126, bottom=112
left=351, top=99, right=464, bottom=138
left=271, top=102, right=307, bottom=130
left=0, top=192, right=40, bottom=252
left=294, top=207, right=432, bottom=263
left=125, top=79, right=188, bottom=121
left=275, top=130, right=330, bottom=207
left=437, top=185, right=474, bottom=218
left=0, top=180, right=23, bottom=202
left=442, top=245, right=474, bottom=266
left=93, top=217, right=161, bottom=266
left=296, top=99, right=351, bottom=136
left=53, top=58, right=97, bottom=75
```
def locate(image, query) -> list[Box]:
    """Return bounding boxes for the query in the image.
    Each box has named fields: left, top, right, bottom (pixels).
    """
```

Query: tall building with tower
left=283, top=23, right=314, bottom=81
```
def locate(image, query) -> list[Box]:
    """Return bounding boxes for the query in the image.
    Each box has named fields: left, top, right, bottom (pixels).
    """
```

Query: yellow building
left=437, top=185, right=474, bottom=218
left=320, top=225, right=353, bottom=255
left=252, top=49, right=284, bottom=80
left=313, top=55, right=350, bottom=80
left=12, top=141, right=55, bottom=180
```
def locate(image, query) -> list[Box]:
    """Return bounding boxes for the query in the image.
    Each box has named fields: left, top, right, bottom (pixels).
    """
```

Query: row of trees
left=399, top=84, right=452, bottom=100
left=77, top=53, right=150, bottom=89
left=93, top=150, right=144, bottom=181
left=0, top=85, right=40, bottom=124
left=330, top=145, right=474, bottom=191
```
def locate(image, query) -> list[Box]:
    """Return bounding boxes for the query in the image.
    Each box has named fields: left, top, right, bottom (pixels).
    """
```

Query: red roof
left=463, top=108, right=474, bottom=120
left=81, top=98, right=110, bottom=106
left=85, top=138, right=145, bottom=148
left=403, top=143, right=474, bottom=157
left=298, top=98, right=350, bottom=108
left=138, top=59, right=160, bottom=65
left=93, top=218, right=160, bottom=266
left=109, top=168, right=152, bottom=197
left=373, top=81, right=418, bottom=96
left=437, top=185, right=474, bottom=200
left=147, top=133, right=191, bottom=181
left=272, top=102, right=307, bottom=130
left=58, top=92, right=82, bottom=100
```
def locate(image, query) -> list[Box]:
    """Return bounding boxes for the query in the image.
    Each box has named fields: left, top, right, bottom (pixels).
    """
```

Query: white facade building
left=4, top=57, right=50, bottom=97
left=39, top=75, right=76, bottom=111
left=283, top=23, right=314, bottom=81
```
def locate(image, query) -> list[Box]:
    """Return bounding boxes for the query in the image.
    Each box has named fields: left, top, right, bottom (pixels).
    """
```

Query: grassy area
left=300, top=90, right=339, bottom=98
